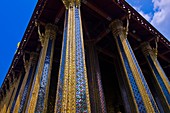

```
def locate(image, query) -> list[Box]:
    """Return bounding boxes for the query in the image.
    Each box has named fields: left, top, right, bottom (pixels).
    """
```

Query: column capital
left=23, top=52, right=30, bottom=71
left=141, top=42, right=157, bottom=58
left=30, top=52, right=38, bottom=65
left=109, top=19, right=127, bottom=38
left=62, top=0, right=81, bottom=9
left=45, top=23, right=57, bottom=40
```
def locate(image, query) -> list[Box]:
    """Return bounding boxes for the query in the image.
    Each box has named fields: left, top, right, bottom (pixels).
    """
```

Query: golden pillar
left=12, top=52, right=38, bottom=113
left=0, top=71, right=22, bottom=113
left=9, top=71, right=25, bottom=113
left=26, top=23, right=57, bottom=113
left=141, top=42, right=170, bottom=112
left=55, top=0, right=91, bottom=112
left=110, top=19, right=159, bottom=113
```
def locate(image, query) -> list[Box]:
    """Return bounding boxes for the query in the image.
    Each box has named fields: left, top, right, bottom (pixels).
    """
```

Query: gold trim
left=55, top=10, right=68, bottom=113
left=56, top=5, right=91, bottom=112
left=141, top=42, right=170, bottom=94
left=13, top=56, right=33, bottom=113
left=27, top=38, right=48, bottom=113
left=1, top=72, right=22, bottom=113
left=61, top=6, right=71, bottom=112
left=62, top=0, right=81, bottom=9
left=122, top=39, right=156, bottom=112
left=114, top=38, right=139, bottom=112
left=110, top=20, right=157, bottom=112
left=27, top=24, right=56, bottom=113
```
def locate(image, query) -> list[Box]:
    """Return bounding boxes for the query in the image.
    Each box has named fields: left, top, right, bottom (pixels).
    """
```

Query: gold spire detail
left=62, top=0, right=81, bottom=9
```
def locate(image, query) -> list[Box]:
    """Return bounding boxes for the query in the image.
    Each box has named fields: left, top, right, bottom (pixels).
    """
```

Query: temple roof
left=0, top=0, right=170, bottom=99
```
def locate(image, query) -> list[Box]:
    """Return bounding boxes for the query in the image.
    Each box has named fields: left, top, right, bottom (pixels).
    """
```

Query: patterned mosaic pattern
left=25, top=50, right=42, bottom=112
left=126, top=40, right=159, bottom=113
left=10, top=72, right=25, bottom=113
left=35, top=39, right=53, bottom=112
left=117, top=37, right=146, bottom=112
left=147, top=55, right=170, bottom=104
left=56, top=10, right=68, bottom=112
left=75, top=7, right=88, bottom=112
left=55, top=6, right=90, bottom=112
left=18, top=66, right=34, bottom=113
left=96, top=72, right=107, bottom=113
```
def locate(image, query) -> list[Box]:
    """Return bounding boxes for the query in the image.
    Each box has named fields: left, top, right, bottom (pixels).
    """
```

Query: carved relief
left=62, top=0, right=81, bottom=8
left=141, top=42, right=158, bottom=59
left=109, top=19, right=129, bottom=40
left=35, top=22, right=57, bottom=46
left=45, top=24, right=57, bottom=40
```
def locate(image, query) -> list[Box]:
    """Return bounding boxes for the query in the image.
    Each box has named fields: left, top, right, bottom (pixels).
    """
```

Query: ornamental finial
left=141, top=42, right=158, bottom=58
left=109, top=19, right=129, bottom=40
left=62, top=0, right=81, bottom=9
left=109, top=19, right=124, bottom=37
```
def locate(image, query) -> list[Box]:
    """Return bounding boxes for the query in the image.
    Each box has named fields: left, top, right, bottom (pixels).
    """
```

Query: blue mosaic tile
left=35, top=39, right=53, bottom=112
left=117, top=37, right=146, bottom=112
left=75, top=7, right=88, bottom=113
left=147, top=55, right=170, bottom=104
left=56, top=10, right=68, bottom=112
left=126, top=40, right=159, bottom=112
left=25, top=50, right=42, bottom=112
left=10, top=72, right=25, bottom=113
left=18, top=66, right=34, bottom=113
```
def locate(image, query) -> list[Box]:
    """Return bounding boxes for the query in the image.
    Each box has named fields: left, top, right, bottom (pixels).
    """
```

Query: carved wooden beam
left=82, top=20, right=91, bottom=39
left=95, top=29, right=110, bottom=44
left=96, top=46, right=115, bottom=59
left=54, top=6, right=65, bottom=24
left=158, top=54, right=170, bottom=63
left=82, top=0, right=111, bottom=21
left=161, top=50, right=170, bottom=56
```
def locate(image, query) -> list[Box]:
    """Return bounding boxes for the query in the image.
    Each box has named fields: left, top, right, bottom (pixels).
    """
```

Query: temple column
left=55, top=1, right=91, bottom=112
left=12, top=52, right=38, bottom=113
left=9, top=71, right=25, bottom=113
left=109, top=19, right=159, bottom=113
left=141, top=42, right=170, bottom=112
left=87, top=41, right=107, bottom=113
left=26, top=23, right=57, bottom=113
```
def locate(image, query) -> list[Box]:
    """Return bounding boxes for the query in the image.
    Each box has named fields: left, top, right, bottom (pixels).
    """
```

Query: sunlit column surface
left=1, top=72, right=24, bottom=113
left=9, top=71, right=25, bottom=113
left=55, top=0, right=91, bottom=112
left=141, top=42, right=170, bottom=112
left=110, top=19, right=159, bottom=113
left=26, top=23, right=57, bottom=113
left=12, top=52, right=38, bottom=113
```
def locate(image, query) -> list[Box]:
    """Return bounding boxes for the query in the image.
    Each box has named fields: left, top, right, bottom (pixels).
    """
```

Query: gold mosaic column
left=110, top=19, right=159, bottom=113
left=26, top=23, right=57, bottom=113
left=141, top=42, right=170, bottom=112
left=9, top=71, right=25, bottom=113
left=12, top=52, right=38, bottom=113
left=55, top=0, right=91, bottom=112
left=0, top=71, right=24, bottom=113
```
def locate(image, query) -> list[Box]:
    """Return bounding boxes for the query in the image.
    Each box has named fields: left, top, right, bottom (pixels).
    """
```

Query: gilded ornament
left=62, top=0, right=81, bottom=8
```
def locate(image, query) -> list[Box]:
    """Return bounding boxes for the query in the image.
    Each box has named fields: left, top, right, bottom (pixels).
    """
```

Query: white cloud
left=151, top=0, right=170, bottom=40
left=133, top=6, right=152, bottom=22
left=130, top=0, right=170, bottom=40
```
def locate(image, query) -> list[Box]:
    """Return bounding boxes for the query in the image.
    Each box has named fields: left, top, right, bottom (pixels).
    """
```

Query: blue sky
left=0, top=0, right=37, bottom=86
left=126, top=0, right=170, bottom=41
left=0, top=0, right=169, bottom=86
